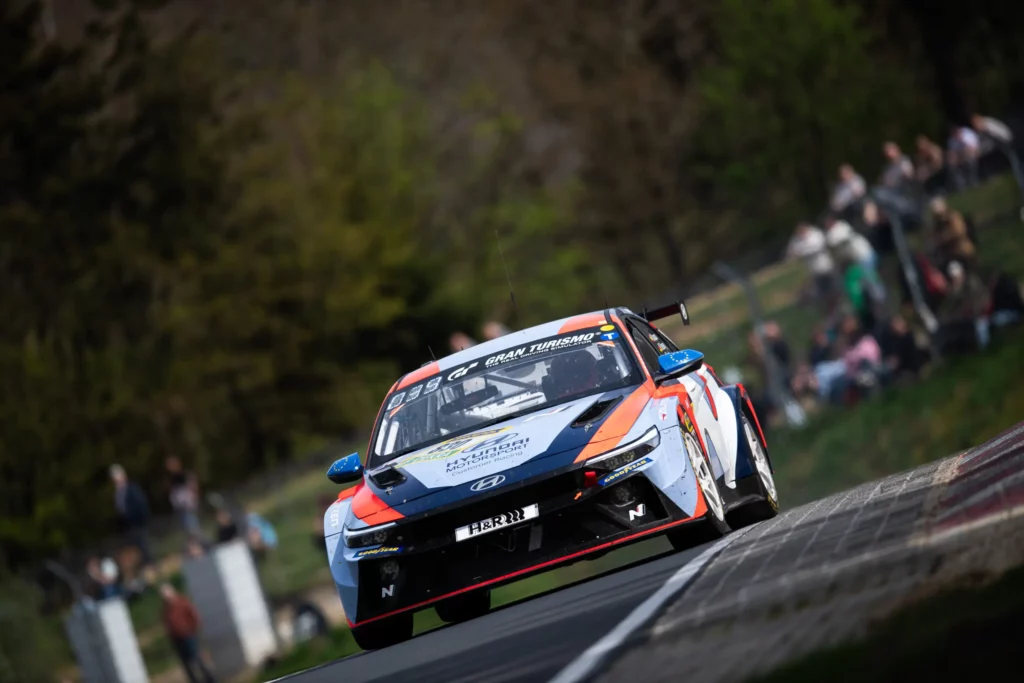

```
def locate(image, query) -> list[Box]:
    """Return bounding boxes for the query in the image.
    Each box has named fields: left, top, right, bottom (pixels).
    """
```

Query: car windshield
left=369, top=324, right=640, bottom=466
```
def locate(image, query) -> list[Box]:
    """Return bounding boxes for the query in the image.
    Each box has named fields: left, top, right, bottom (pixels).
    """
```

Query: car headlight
left=344, top=522, right=398, bottom=549
left=586, top=426, right=661, bottom=471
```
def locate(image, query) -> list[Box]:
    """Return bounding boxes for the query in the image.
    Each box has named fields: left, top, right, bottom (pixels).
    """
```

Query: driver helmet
left=548, top=348, right=598, bottom=398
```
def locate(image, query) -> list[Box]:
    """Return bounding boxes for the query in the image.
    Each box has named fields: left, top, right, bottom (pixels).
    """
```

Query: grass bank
left=747, top=562, right=1024, bottom=683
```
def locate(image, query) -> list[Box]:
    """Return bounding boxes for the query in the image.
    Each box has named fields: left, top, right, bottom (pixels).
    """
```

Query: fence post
left=871, top=190, right=942, bottom=363
left=711, top=261, right=806, bottom=428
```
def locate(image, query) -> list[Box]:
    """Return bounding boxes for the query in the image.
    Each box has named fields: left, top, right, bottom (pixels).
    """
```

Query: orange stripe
left=337, top=486, right=358, bottom=502
left=574, top=381, right=654, bottom=462
left=351, top=485, right=404, bottom=524
left=611, top=312, right=654, bottom=382
left=397, top=362, right=439, bottom=390
left=558, top=312, right=608, bottom=334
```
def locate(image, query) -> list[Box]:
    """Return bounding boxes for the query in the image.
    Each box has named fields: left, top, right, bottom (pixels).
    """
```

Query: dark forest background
left=2, top=0, right=1023, bottom=569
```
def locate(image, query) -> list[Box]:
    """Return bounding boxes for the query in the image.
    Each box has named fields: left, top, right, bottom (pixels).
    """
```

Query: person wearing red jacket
left=161, top=584, right=217, bottom=683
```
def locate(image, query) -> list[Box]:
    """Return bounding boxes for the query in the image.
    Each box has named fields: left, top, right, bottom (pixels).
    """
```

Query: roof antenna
left=427, top=345, right=436, bottom=361
left=495, top=228, right=518, bottom=326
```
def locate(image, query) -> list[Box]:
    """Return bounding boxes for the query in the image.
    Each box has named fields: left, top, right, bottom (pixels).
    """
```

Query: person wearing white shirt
left=947, top=124, right=980, bottom=189
left=829, top=163, right=866, bottom=216
left=879, top=141, right=914, bottom=189
left=971, top=114, right=1013, bottom=145
left=826, top=218, right=877, bottom=271
left=786, top=222, right=835, bottom=304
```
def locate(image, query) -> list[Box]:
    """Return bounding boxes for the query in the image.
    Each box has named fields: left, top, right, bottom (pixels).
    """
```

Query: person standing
left=160, top=584, right=217, bottom=683
left=786, top=221, right=836, bottom=309
left=166, top=457, right=202, bottom=535
left=110, top=464, right=154, bottom=588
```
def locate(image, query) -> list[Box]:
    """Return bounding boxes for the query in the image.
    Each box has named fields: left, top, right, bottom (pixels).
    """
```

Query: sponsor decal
left=445, top=435, right=531, bottom=474
left=329, top=507, right=339, bottom=528
left=470, top=473, right=507, bottom=492
left=599, top=331, right=619, bottom=341
left=354, top=546, right=403, bottom=559
left=600, top=324, right=615, bottom=332
left=382, top=585, right=395, bottom=598
left=683, top=412, right=695, bottom=434
left=455, top=504, right=540, bottom=542
left=628, top=503, right=647, bottom=521
left=483, top=331, right=598, bottom=369
left=397, top=427, right=511, bottom=467
left=598, top=456, right=655, bottom=487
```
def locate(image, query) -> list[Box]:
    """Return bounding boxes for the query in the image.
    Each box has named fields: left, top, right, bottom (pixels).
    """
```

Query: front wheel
left=668, top=430, right=730, bottom=550
left=435, top=589, right=491, bottom=623
left=350, top=611, right=414, bottom=651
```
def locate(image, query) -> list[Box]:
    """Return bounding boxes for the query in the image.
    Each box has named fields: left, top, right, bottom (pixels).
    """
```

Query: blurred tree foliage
left=0, top=1, right=579, bottom=566
left=0, top=575, right=63, bottom=683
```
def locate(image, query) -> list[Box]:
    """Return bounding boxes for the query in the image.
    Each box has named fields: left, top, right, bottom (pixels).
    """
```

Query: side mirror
left=327, top=452, right=364, bottom=485
left=657, top=349, right=704, bottom=380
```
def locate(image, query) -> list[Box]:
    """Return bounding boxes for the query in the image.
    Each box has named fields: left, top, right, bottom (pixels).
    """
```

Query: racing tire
left=350, top=611, right=414, bottom=651
left=668, top=430, right=730, bottom=551
left=727, top=412, right=780, bottom=528
left=435, top=589, right=491, bottom=624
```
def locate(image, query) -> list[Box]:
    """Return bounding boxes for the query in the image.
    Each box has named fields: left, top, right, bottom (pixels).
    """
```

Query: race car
left=323, top=305, right=779, bottom=650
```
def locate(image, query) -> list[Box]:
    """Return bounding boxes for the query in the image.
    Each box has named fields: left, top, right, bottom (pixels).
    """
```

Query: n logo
left=628, top=504, right=646, bottom=521
left=382, top=585, right=394, bottom=599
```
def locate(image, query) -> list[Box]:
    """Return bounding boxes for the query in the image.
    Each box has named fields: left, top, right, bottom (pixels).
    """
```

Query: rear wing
left=640, top=301, right=690, bottom=326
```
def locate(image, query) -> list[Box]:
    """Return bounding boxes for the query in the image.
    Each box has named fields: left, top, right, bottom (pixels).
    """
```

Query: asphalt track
left=279, top=421, right=1024, bottom=683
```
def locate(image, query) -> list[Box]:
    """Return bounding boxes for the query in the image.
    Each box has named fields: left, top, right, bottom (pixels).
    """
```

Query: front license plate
left=455, top=504, right=540, bottom=542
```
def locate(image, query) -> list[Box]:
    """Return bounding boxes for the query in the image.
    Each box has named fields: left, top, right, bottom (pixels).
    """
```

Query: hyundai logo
left=470, top=474, right=506, bottom=492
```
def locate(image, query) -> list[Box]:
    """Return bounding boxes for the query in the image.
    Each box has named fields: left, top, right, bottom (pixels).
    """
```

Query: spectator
left=215, top=509, right=239, bottom=544
left=785, top=222, right=836, bottom=309
left=829, top=163, right=867, bottom=217
left=184, top=535, right=209, bottom=559
left=85, top=555, right=121, bottom=601
left=449, top=331, right=476, bottom=352
left=167, top=457, right=202, bottom=535
left=160, top=583, right=217, bottom=683
left=946, top=123, right=980, bottom=190
left=879, top=141, right=914, bottom=190
left=745, top=322, right=793, bottom=419
left=838, top=254, right=886, bottom=335
left=987, top=270, right=1024, bottom=328
left=936, top=260, right=991, bottom=354
left=110, top=464, right=155, bottom=587
left=879, top=313, right=929, bottom=381
left=914, top=135, right=945, bottom=185
left=244, top=511, right=277, bottom=563
left=826, top=218, right=878, bottom=272
left=928, top=196, right=977, bottom=270
left=971, top=113, right=1013, bottom=147
left=482, top=321, right=511, bottom=340
left=972, top=113, right=1022, bottom=187
left=837, top=315, right=883, bottom=402
left=861, top=200, right=895, bottom=256
left=792, top=326, right=846, bottom=405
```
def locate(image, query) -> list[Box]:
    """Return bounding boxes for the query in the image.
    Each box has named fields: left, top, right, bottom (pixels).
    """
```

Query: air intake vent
left=571, top=396, right=622, bottom=428
left=370, top=466, right=407, bottom=488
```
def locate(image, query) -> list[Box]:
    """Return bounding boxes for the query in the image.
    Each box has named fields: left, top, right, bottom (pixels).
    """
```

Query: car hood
left=358, top=385, right=647, bottom=517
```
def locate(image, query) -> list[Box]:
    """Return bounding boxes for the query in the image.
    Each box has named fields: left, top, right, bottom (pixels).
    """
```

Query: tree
left=693, top=0, right=936, bottom=234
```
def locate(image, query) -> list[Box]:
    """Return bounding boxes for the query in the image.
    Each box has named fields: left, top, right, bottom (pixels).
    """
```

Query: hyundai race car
left=323, top=305, right=779, bottom=650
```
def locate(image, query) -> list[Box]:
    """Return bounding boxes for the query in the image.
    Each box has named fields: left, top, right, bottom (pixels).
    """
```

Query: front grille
left=390, top=470, right=582, bottom=548
left=356, top=475, right=680, bottom=621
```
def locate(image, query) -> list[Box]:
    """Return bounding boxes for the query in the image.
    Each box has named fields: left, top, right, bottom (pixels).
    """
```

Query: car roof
left=396, top=308, right=640, bottom=387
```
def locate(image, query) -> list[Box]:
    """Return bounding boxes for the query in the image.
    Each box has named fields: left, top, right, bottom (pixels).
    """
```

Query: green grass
left=747, top=562, right=1024, bottom=683
left=770, top=325, right=1024, bottom=507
